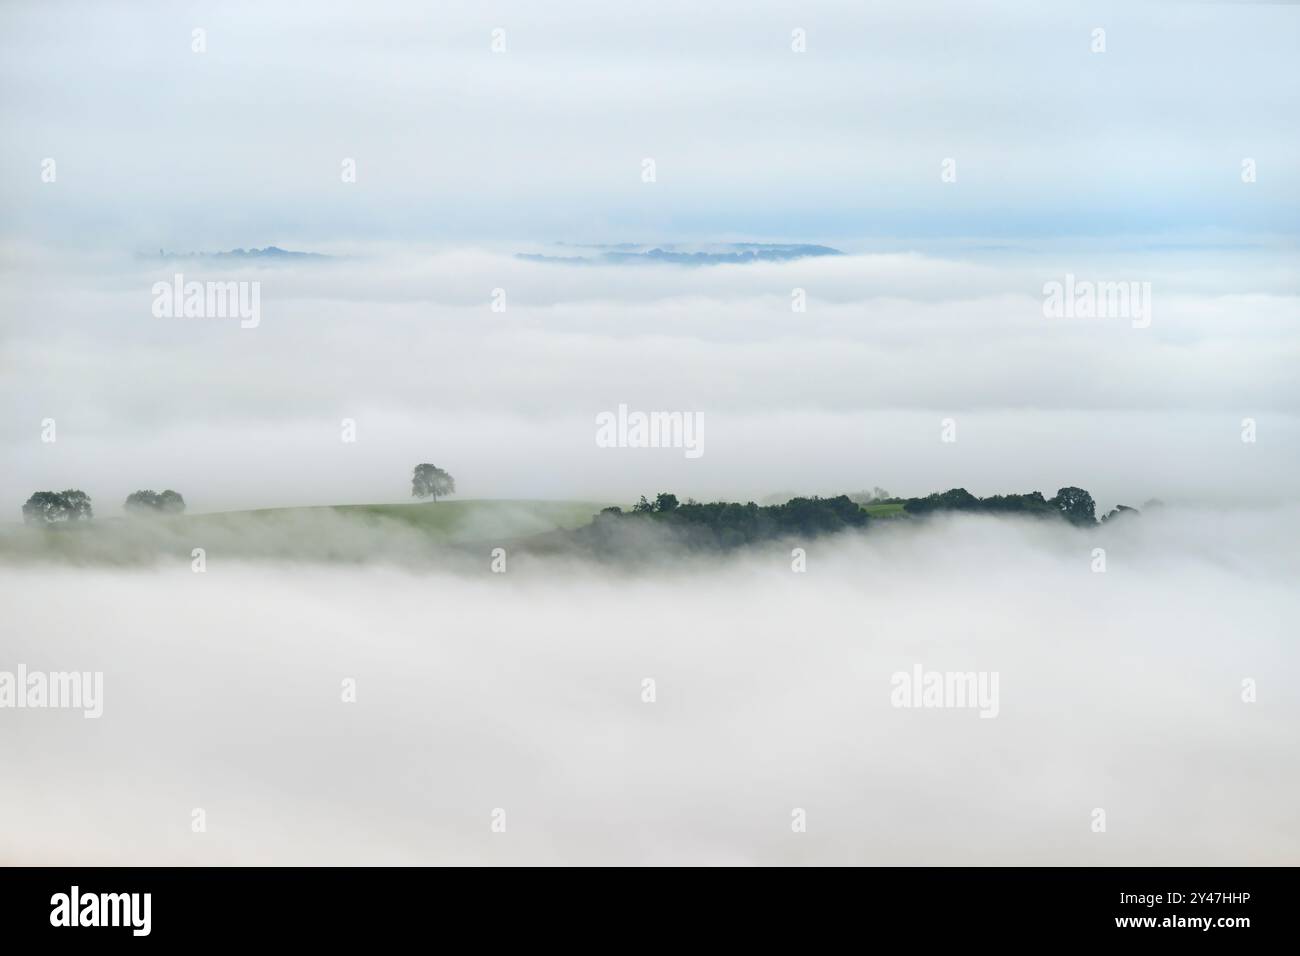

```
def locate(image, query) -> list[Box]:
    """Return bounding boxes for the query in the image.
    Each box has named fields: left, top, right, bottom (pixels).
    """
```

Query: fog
left=1, top=505, right=1297, bottom=865
left=2, top=245, right=1297, bottom=514
left=1, top=0, right=1296, bottom=868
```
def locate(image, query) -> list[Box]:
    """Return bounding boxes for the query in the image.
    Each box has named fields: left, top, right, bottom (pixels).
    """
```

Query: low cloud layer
left=2, top=506, right=1296, bottom=864
left=2, top=246, right=1296, bottom=514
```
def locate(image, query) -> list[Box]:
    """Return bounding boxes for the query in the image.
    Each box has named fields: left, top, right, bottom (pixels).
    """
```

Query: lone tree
left=124, top=489, right=186, bottom=515
left=22, top=489, right=94, bottom=525
left=411, top=464, right=455, bottom=501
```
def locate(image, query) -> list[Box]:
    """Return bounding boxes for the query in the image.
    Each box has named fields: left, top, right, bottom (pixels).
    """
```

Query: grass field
left=187, top=499, right=611, bottom=542
left=0, top=499, right=613, bottom=564
left=10, top=498, right=920, bottom=565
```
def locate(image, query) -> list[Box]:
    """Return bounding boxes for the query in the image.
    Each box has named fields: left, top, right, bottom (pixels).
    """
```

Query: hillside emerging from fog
left=1, top=485, right=1145, bottom=568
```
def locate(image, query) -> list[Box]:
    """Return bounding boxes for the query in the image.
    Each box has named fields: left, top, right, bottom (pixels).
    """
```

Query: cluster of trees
left=21, top=461, right=460, bottom=526
left=123, top=489, right=186, bottom=514
left=21, top=488, right=188, bottom=525
left=411, top=464, right=455, bottom=501
left=579, top=485, right=1138, bottom=553
left=899, top=486, right=1135, bottom=526
left=22, top=462, right=457, bottom=525
left=597, top=492, right=868, bottom=549
left=21, top=490, right=93, bottom=525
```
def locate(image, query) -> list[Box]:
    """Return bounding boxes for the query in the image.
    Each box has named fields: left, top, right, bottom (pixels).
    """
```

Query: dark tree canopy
left=124, top=489, right=186, bottom=514
left=572, top=484, right=1135, bottom=557
left=411, top=464, right=455, bottom=501
left=60, top=490, right=93, bottom=520
left=1051, top=486, right=1097, bottom=527
left=589, top=492, right=869, bottom=550
left=654, top=492, right=679, bottom=513
left=898, top=486, right=1105, bottom=526
left=22, top=489, right=93, bottom=525
left=903, top=487, right=981, bottom=515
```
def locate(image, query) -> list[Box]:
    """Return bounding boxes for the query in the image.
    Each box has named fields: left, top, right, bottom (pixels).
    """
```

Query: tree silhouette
left=411, top=464, right=455, bottom=501
left=1051, top=486, right=1097, bottom=526
left=125, top=489, right=186, bottom=514
left=22, top=489, right=94, bottom=525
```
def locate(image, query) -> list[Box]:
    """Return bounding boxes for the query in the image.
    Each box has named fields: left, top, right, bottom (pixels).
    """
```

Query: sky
left=0, top=0, right=1297, bottom=246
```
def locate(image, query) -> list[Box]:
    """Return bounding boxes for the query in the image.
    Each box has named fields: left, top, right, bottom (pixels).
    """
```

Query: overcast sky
left=1, top=0, right=1297, bottom=246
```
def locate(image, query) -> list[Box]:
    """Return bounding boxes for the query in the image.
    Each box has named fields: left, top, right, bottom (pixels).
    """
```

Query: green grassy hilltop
left=184, top=499, right=611, bottom=543
left=0, top=499, right=612, bottom=565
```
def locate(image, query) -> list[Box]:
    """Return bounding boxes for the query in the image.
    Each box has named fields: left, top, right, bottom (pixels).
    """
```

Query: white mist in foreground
left=1, top=507, right=1297, bottom=865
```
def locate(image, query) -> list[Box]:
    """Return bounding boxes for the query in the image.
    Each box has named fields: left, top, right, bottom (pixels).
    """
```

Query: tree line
left=893, top=486, right=1138, bottom=525
left=21, top=489, right=188, bottom=525
left=587, top=485, right=1137, bottom=550
left=590, top=493, right=869, bottom=549
left=20, top=463, right=457, bottom=525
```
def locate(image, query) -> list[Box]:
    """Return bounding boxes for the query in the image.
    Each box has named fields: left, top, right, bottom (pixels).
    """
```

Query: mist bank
left=2, top=505, right=1296, bottom=865
left=3, top=246, right=1297, bottom=513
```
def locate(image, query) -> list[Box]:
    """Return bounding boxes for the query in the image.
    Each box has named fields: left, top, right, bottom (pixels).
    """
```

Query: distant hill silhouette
left=154, top=246, right=329, bottom=261
left=519, top=242, right=843, bottom=265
